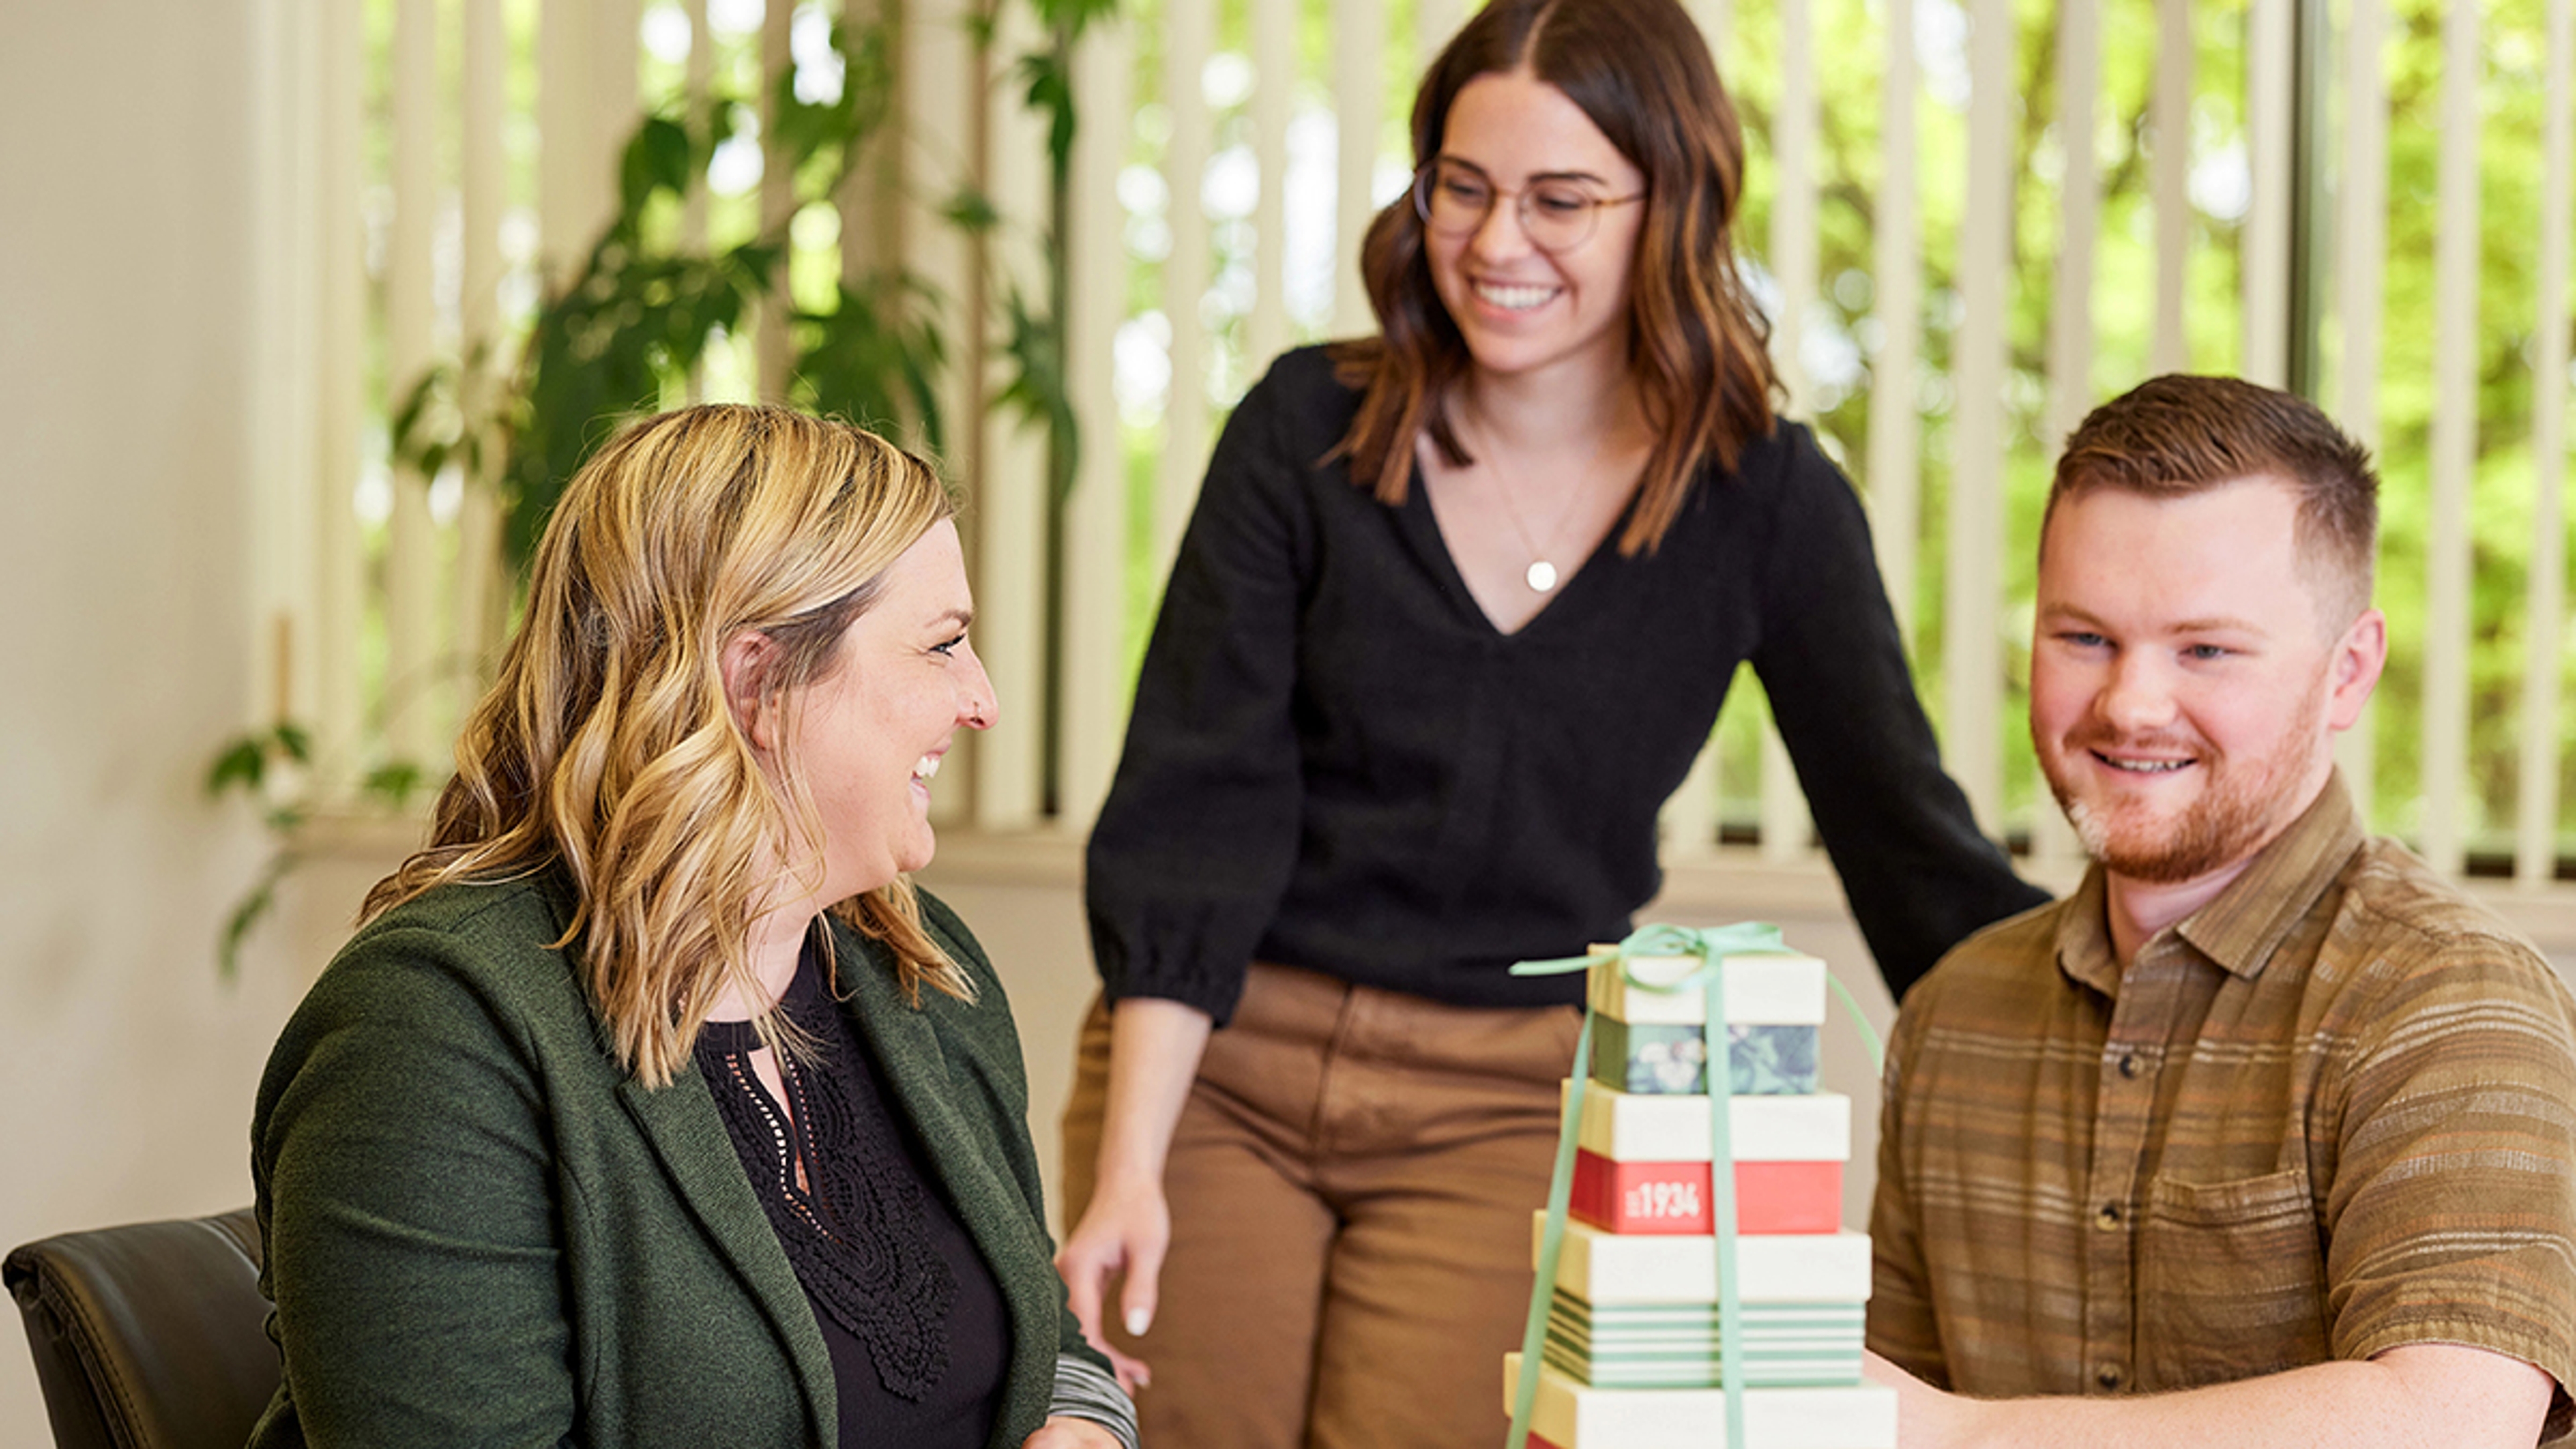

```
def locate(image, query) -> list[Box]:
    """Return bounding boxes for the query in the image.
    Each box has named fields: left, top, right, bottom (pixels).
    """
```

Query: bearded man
left=1864, top=374, right=2576, bottom=1448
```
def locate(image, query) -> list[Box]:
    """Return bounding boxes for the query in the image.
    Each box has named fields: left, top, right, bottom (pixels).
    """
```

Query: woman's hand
left=1022, top=1413, right=1124, bottom=1448
left=1055, top=996, right=1216, bottom=1397
left=1057, top=1175, right=1166, bottom=1393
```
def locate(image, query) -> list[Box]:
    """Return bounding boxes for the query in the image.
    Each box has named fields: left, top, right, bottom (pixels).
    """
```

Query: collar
left=2054, top=770, right=2368, bottom=997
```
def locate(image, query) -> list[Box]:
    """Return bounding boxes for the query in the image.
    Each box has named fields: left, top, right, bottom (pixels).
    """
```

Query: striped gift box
left=1543, top=1288, right=1865, bottom=1389
left=1505, top=1354, right=1896, bottom=1448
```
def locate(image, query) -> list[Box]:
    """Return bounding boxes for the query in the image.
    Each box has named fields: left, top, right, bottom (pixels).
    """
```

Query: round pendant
left=1525, top=559, right=1559, bottom=592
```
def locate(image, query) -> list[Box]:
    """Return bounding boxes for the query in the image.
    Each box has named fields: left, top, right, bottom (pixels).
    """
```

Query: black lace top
left=696, top=938, right=1009, bottom=1449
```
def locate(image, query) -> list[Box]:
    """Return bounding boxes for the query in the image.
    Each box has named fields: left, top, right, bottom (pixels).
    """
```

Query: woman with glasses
left=1058, top=1, right=2044, bottom=1445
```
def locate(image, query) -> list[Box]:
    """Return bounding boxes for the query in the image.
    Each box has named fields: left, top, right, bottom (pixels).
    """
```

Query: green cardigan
left=247, top=873, right=1106, bottom=1448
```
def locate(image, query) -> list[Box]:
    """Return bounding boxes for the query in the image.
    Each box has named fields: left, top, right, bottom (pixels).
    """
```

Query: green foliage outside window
left=208, top=0, right=1122, bottom=973
left=1706, top=0, right=2574, bottom=858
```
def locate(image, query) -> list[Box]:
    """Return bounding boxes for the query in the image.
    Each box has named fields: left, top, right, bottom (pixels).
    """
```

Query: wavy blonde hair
left=364, top=404, right=972, bottom=1087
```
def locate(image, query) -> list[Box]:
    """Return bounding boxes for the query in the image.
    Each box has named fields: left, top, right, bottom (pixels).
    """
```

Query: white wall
left=0, top=1, right=317, bottom=1443
left=910, top=863, right=1104, bottom=1231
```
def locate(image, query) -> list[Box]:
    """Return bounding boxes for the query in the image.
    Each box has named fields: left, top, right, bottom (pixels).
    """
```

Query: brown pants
left=1061, top=964, right=1580, bottom=1449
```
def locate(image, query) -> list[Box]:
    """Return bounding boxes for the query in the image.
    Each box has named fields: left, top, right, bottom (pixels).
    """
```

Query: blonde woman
left=248, top=407, right=1133, bottom=1449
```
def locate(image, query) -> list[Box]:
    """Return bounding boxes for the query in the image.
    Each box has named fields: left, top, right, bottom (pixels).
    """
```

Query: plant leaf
left=364, top=761, right=427, bottom=806
left=217, top=849, right=294, bottom=982
left=207, top=737, right=266, bottom=796
left=1028, top=0, right=1121, bottom=34
left=943, top=186, right=1002, bottom=235
left=621, top=115, right=696, bottom=218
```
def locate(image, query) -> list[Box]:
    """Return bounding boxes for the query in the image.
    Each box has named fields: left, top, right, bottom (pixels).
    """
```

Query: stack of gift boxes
left=1505, top=947, right=1898, bottom=1448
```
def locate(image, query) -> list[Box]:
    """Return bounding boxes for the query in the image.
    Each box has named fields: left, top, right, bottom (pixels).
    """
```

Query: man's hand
left=1021, top=1414, right=1122, bottom=1449
left=1864, top=1350, right=1980, bottom=1449
left=1865, top=1343, right=2554, bottom=1449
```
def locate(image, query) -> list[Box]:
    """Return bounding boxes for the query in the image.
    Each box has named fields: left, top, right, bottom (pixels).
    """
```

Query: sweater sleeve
left=250, top=923, right=581, bottom=1448
left=1082, top=356, right=1319, bottom=1024
left=1747, top=425, right=2048, bottom=1000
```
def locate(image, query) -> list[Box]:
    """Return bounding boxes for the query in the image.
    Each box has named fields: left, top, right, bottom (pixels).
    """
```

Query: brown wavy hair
left=363, top=405, right=971, bottom=1087
left=1330, top=0, right=1778, bottom=554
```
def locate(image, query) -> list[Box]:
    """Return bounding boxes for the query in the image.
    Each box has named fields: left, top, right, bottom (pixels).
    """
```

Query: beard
left=2039, top=670, right=2332, bottom=886
left=2055, top=770, right=2275, bottom=883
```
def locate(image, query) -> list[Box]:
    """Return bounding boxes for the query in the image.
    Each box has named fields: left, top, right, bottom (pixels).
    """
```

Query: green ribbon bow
left=1503, top=922, right=1885, bottom=1449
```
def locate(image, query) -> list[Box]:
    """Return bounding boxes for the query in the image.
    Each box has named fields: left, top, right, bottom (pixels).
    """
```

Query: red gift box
left=1568, top=1150, right=1841, bottom=1236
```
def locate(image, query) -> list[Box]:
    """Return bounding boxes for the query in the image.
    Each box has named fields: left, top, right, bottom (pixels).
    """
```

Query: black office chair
left=5, top=1209, right=278, bottom=1449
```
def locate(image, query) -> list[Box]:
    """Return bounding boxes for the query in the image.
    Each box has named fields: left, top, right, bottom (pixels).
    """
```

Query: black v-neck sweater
left=1085, top=345, right=2044, bottom=1024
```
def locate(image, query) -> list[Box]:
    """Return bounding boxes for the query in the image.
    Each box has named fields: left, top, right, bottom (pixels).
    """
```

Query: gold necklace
left=1465, top=405, right=1605, bottom=594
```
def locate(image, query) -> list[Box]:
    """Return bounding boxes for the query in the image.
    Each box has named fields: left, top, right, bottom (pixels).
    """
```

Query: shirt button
left=2095, top=1364, right=2124, bottom=1390
left=2094, top=1203, right=2123, bottom=1230
left=2118, top=1052, right=2141, bottom=1079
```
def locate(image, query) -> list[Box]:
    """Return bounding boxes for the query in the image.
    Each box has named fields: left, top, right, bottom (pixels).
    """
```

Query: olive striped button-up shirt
left=1868, top=775, right=2576, bottom=1438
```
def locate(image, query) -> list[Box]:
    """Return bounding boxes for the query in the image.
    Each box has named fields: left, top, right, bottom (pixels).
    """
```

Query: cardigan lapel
left=614, top=1069, right=840, bottom=1445
left=527, top=869, right=835, bottom=1442
left=830, top=928, right=1051, bottom=1327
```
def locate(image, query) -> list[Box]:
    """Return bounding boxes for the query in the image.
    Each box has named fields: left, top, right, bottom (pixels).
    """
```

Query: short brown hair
left=1329, top=0, right=1776, bottom=555
left=2047, top=374, right=2379, bottom=625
